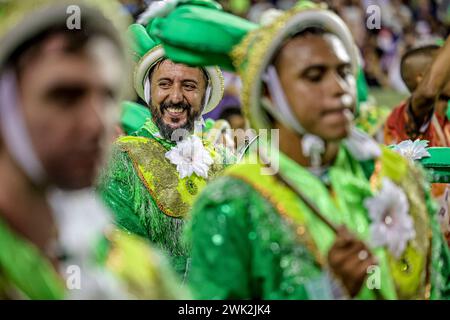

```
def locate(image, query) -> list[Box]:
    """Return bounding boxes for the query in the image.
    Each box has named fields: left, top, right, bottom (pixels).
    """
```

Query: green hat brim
left=419, top=147, right=450, bottom=183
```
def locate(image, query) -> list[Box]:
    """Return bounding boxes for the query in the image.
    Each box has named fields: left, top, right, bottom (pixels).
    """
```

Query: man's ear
left=416, top=74, right=424, bottom=86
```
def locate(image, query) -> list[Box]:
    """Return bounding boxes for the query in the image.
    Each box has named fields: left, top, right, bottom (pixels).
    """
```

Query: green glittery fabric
left=187, top=176, right=332, bottom=299
left=99, top=118, right=229, bottom=279
left=187, top=146, right=450, bottom=300
left=99, top=148, right=190, bottom=278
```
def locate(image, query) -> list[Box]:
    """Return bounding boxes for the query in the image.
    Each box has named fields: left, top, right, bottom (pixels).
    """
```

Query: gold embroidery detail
left=118, top=137, right=223, bottom=218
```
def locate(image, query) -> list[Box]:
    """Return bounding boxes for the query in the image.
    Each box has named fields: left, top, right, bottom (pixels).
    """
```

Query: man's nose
left=168, top=84, right=183, bottom=104
left=329, top=72, right=348, bottom=98
left=82, top=94, right=106, bottom=138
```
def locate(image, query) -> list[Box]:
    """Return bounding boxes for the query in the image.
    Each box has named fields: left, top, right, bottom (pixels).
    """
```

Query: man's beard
left=151, top=101, right=202, bottom=141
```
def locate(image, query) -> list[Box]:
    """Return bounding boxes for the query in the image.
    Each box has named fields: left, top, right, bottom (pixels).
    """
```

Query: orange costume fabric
left=384, top=99, right=450, bottom=196
left=384, top=99, right=450, bottom=245
left=384, top=99, right=450, bottom=147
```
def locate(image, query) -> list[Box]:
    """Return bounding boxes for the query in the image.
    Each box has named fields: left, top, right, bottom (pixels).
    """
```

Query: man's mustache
left=160, top=101, right=191, bottom=112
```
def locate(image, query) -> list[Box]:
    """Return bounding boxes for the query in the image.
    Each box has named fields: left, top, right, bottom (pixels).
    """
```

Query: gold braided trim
left=397, top=162, right=432, bottom=300
left=120, top=142, right=186, bottom=219
left=117, top=137, right=224, bottom=219
left=372, top=151, right=432, bottom=299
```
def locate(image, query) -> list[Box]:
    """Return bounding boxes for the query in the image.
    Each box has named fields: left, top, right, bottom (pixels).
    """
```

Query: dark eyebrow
left=182, top=79, right=199, bottom=85
left=301, top=62, right=352, bottom=74
left=157, top=77, right=173, bottom=82
left=44, top=84, right=87, bottom=99
left=44, top=82, right=117, bottom=101
left=439, top=94, right=450, bottom=101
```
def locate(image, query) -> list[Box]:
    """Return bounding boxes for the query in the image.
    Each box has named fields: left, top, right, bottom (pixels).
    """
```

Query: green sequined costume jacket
left=99, top=120, right=226, bottom=278
left=187, top=144, right=450, bottom=299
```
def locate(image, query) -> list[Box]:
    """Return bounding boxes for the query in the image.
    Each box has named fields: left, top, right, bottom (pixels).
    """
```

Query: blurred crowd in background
left=121, top=0, right=449, bottom=121
left=221, top=0, right=450, bottom=92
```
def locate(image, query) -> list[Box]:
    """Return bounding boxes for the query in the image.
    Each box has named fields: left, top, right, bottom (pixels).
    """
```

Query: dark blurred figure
left=120, top=0, right=148, bottom=21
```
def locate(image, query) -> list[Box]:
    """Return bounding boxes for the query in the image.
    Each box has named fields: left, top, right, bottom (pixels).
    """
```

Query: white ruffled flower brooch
left=391, top=139, right=430, bottom=161
left=364, top=178, right=416, bottom=258
left=165, top=135, right=213, bottom=179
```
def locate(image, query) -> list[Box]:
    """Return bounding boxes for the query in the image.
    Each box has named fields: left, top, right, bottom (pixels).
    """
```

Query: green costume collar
left=136, top=117, right=177, bottom=150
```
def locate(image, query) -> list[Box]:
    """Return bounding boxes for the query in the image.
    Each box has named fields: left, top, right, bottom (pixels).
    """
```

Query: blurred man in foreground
left=0, top=0, right=182, bottom=299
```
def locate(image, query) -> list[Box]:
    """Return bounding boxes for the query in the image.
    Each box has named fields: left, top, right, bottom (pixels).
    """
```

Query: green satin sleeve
left=187, top=176, right=331, bottom=300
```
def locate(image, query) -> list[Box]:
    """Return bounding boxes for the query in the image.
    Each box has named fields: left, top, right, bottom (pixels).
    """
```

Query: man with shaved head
left=384, top=42, right=450, bottom=248
left=384, top=44, right=443, bottom=145
left=400, top=45, right=440, bottom=93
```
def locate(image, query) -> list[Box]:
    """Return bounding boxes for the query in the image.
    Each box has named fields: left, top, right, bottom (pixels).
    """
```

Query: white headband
left=0, top=69, right=46, bottom=184
left=262, top=65, right=306, bottom=135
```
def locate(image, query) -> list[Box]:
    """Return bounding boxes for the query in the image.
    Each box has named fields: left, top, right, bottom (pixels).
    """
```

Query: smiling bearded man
left=149, top=59, right=209, bottom=140
left=99, top=8, right=227, bottom=281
